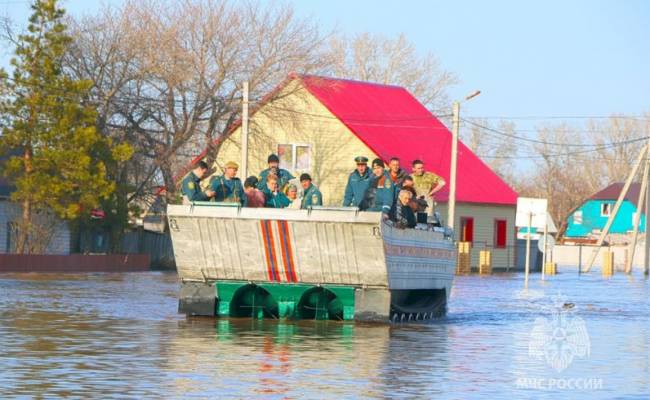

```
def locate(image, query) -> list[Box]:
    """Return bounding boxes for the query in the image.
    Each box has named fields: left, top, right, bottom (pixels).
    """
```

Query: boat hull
left=168, top=204, right=456, bottom=322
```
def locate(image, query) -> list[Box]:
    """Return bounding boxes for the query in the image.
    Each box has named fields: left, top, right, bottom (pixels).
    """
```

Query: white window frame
left=600, top=203, right=611, bottom=217
left=573, top=210, right=583, bottom=225
left=277, top=143, right=311, bottom=172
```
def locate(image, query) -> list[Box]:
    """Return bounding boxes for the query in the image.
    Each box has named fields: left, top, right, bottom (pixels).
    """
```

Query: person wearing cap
left=209, top=161, right=245, bottom=205
left=342, top=156, right=372, bottom=207
left=181, top=160, right=215, bottom=203
left=299, top=173, right=322, bottom=209
left=263, top=173, right=291, bottom=208
left=360, top=158, right=395, bottom=214
left=258, top=154, right=294, bottom=191
left=243, top=176, right=265, bottom=208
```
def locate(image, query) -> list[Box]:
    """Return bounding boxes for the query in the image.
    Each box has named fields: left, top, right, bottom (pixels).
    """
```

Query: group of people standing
left=181, top=154, right=322, bottom=210
left=181, top=153, right=445, bottom=228
left=342, top=156, right=445, bottom=228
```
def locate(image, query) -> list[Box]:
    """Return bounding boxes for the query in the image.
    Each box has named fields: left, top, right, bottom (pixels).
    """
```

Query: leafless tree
left=328, top=33, right=458, bottom=113
left=64, top=0, right=333, bottom=201
left=461, top=119, right=518, bottom=183
left=514, top=117, right=648, bottom=236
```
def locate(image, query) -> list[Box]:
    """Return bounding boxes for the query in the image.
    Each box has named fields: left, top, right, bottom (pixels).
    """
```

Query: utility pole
left=241, top=81, right=249, bottom=179
left=448, top=101, right=460, bottom=230
left=584, top=144, right=648, bottom=272
left=525, top=211, right=532, bottom=288
left=645, top=149, right=650, bottom=277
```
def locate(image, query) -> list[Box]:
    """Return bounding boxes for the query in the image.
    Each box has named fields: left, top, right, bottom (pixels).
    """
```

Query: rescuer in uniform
left=258, top=154, right=294, bottom=191
left=299, top=173, right=322, bottom=209
left=342, top=156, right=372, bottom=207
left=181, top=161, right=215, bottom=203
left=360, top=158, right=396, bottom=214
left=209, top=161, right=245, bottom=205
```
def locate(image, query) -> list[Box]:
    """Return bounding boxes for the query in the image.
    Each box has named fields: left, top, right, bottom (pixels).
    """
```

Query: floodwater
left=0, top=271, right=648, bottom=399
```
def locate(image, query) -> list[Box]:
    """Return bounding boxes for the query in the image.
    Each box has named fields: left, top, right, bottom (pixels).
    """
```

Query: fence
left=121, top=230, right=175, bottom=269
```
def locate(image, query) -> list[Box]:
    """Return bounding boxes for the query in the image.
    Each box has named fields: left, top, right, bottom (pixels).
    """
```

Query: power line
left=476, top=136, right=648, bottom=160
left=462, top=118, right=648, bottom=148
left=465, top=115, right=650, bottom=121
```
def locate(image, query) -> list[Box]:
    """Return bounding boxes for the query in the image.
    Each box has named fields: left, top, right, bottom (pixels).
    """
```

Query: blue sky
left=2, top=0, right=648, bottom=122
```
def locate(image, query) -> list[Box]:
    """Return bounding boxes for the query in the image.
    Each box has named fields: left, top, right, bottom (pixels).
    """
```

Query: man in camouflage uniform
left=209, top=161, right=245, bottom=205
left=343, top=156, right=372, bottom=207
left=411, top=159, right=446, bottom=216
left=258, top=154, right=294, bottom=191
left=299, top=173, right=322, bottom=209
left=181, top=161, right=215, bottom=203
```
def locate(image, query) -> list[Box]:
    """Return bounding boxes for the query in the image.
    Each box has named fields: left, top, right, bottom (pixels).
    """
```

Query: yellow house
left=194, top=74, right=519, bottom=270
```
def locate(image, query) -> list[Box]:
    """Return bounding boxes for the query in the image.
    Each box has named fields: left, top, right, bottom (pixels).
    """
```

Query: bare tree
left=64, top=0, right=333, bottom=201
left=461, top=119, right=518, bottom=183
left=513, top=117, right=648, bottom=236
left=328, top=33, right=458, bottom=113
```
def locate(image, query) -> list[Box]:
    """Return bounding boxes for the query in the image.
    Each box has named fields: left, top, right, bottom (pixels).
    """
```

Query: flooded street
left=0, top=271, right=648, bottom=399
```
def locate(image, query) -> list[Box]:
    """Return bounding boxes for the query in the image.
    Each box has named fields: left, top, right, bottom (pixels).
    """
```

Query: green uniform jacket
left=262, top=188, right=291, bottom=208
left=209, top=175, right=245, bottom=205
left=360, top=172, right=396, bottom=213
left=258, top=168, right=294, bottom=191
left=181, top=171, right=210, bottom=202
left=342, top=169, right=372, bottom=207
left=301, top=184, right=323, bottom=209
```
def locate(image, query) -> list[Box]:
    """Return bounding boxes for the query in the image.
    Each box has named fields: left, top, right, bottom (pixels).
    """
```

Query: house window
left=494, top=219, right=507, bottom=248
left=601, top=203, right=611, bottom=217
left=573, top=210, right=583, bottom=225
left=277, top=143, right=311, bottom=172
left=460, top=217, right=474, bottom=243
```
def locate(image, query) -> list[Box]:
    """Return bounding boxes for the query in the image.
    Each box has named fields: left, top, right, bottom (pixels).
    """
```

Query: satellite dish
left=538, top=234, right=556, bottom=253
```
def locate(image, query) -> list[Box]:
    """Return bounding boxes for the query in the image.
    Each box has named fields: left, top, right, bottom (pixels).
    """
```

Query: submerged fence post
left=578, top=245, right=582, bottom=276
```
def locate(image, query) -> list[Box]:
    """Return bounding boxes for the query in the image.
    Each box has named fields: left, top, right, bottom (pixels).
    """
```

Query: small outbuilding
left=565, top=182, right=646, bottom=241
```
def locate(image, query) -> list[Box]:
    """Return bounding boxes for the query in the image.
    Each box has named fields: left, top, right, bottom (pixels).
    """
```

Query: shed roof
left=299, top=75, right=518, bottom=205
left=590, top=182, right=642, bottom=204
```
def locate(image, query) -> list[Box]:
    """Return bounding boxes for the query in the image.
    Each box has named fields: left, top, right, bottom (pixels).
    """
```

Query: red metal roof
left=299, top=75, right=518, bottom=205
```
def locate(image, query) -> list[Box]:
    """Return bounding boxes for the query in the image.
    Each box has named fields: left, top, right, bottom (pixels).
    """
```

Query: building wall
left=212, top=80, right=379, bottom=206
left=437, top=202, right=517, bottom=270
left=566, top=199, right=646, bottom=238
left=0, top=200, right=71, bottom=255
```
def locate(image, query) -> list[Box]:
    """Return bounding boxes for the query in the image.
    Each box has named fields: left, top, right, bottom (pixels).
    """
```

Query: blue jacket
left=258, top=168, right=294, bottom=191
left=181, top=172, right=209, bottom=202
left=301, top=184, right=323, bottom=208
left=360, top=172, right=396, bottom=213
left=262, top=188, right=291, bottom=208
left=342, top=169, right=372, bottom=207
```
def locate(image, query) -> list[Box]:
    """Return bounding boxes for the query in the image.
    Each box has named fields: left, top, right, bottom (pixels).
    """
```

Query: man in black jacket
left=390, top=189, right=417, bottom=228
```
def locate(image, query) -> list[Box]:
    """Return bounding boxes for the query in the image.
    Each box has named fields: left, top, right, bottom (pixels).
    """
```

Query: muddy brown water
left=0, top=271, right=648, bottom=399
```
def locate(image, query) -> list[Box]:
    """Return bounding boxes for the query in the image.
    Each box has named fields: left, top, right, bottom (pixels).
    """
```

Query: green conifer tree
left=0, top=0, right=131, bottom=254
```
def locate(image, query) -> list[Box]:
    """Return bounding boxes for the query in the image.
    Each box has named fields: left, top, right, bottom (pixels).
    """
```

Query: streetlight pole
left=447, top=90, right=480, bottom=232
left=448, top=101, right=460, bottom=230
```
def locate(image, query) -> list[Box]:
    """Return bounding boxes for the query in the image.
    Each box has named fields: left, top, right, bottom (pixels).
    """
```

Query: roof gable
left=589, top=182, right=645, bottom=212
left=299, top=75, right=518, bottom=205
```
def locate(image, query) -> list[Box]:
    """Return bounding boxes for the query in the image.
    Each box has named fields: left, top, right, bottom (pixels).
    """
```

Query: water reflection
left=0, top=271, right=648, bottom=399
